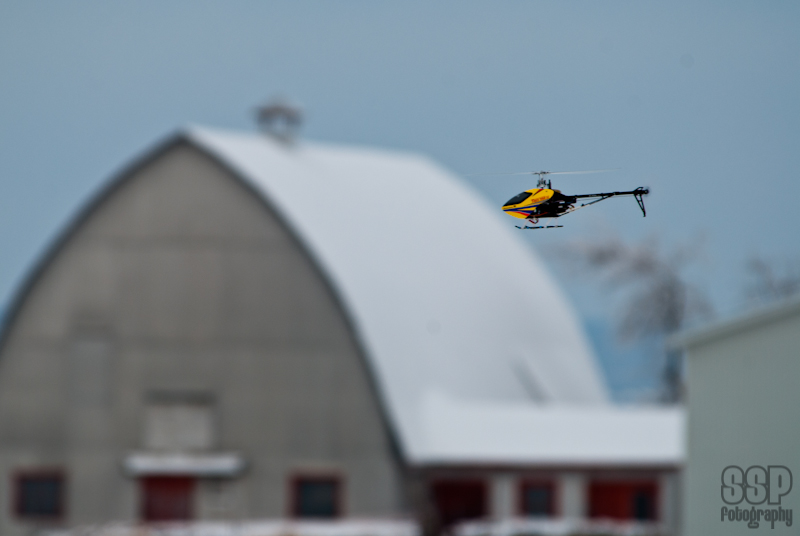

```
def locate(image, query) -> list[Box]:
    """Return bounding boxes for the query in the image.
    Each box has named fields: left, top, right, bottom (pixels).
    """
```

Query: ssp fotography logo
left=721, top=466, right=793, bottom=529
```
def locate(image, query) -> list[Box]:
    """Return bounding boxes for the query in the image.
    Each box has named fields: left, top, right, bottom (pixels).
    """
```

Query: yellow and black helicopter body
left=500, top=171, right=649, bottom=229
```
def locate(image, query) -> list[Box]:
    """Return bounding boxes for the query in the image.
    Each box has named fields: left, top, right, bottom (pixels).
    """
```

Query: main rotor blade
left=466, top=171, right=542, bottom=177
left=546, top=168, right=619, bottom=175
left=467, top=168, right=618, bottom=177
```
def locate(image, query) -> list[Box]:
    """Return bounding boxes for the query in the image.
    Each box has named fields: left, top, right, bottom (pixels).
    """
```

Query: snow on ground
left=42, top=518, right=668, bottom=536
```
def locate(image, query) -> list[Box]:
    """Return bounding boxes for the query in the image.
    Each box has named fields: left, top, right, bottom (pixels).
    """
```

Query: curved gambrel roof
left=0, top=126, right=608, bottom=460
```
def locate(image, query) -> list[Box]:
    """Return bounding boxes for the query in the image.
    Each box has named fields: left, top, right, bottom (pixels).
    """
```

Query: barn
left=0, top=124, right=683, bottom=535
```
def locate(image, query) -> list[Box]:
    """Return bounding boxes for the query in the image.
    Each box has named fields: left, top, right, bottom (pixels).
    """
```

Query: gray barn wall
left=0, top=141, right=405, bottom=534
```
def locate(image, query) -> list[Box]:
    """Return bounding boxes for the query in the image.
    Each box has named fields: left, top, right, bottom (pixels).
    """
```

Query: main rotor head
left=527, top=169, right=618, bottom=188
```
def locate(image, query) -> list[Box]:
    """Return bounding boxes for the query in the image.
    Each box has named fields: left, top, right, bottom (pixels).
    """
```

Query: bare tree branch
left=555, top=232, right=712, bottom=403
left=745, top=255, right=800, bottom=304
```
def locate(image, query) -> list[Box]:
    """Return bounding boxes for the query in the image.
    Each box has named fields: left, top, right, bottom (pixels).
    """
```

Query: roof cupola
left=255, top=96, right=302, bottom=143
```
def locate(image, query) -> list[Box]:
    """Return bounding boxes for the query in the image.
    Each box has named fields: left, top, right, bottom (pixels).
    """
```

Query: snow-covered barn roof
left=181, top=126, right=609, bottom=460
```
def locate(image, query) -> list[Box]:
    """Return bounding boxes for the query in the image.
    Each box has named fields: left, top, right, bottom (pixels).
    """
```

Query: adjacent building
left=0, top=125, right=683, bottom=535
left=675, top=297, right=800, bottom=536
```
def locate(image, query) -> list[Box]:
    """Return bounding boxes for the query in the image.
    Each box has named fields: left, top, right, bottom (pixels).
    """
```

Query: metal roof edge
left=669, top=296, right=800, bottom=351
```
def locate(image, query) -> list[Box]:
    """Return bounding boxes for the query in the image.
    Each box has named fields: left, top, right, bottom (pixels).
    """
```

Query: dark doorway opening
left=431, top=479, right=488, bottom=528
left=140, top=476, right=195, bottom=522
left=519, top=480, right=556, bottom=517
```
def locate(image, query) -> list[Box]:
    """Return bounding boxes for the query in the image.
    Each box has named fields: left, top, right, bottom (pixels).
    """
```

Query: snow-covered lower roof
left=416, top=392, right=684, bottom=466
left=182, top=127, right=610, bottom=459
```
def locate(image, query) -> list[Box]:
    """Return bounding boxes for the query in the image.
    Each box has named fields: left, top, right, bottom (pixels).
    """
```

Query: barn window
left=143, top=391, right=216, bottom=451
left=14, top=472, right=65, bottom=519
left=291, top=476, right=342, bottom=518
left=519, top=480, right=555, bottom=517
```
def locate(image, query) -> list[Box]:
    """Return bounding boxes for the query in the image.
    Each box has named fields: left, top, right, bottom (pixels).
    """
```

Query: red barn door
left=140, top=476, right=195, bottom=522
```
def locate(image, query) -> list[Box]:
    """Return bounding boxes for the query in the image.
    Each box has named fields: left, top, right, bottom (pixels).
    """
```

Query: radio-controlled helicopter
left=494, top=169, right=649, bottom=229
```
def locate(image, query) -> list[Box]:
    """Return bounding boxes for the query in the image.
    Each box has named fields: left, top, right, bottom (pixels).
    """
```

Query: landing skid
left=515, top=225, right=564, bottom=230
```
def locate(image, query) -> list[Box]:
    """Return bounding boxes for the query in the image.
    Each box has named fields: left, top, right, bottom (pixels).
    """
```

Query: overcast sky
left=2, top=2, right=798, bottom=398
